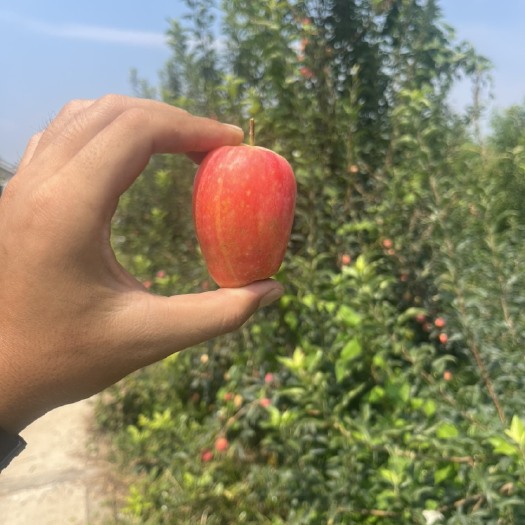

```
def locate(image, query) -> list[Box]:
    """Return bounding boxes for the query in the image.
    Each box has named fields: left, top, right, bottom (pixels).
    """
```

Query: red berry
left=382, top=239, right=393, bottom=249
left=260, top=398, right=272, bottom=408
left=156, top=270, right=166, bottom=278
left=443, top=370, right=453, bottom=381
left=223, top=392, right=233, bottom=402
left=341, top=254, right=351, bottom=266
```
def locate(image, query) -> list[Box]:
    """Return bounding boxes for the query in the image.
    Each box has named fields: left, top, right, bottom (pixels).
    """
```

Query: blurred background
left=2, top=1, right=525, bottom=523
left=1, top=0, right=524, bottom=165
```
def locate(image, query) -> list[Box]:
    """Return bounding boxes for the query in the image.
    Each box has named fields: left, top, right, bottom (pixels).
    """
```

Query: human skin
left=0, top=95, right=283, bottom=434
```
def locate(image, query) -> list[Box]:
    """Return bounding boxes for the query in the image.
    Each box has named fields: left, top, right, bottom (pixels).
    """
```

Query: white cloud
left=56, top=23, right=166, bottom=47
left=0, top=9, right=167, bottom=48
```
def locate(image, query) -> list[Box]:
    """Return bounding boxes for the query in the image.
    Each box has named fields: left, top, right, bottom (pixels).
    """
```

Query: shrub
left=96, top=1, right=525, bottom=522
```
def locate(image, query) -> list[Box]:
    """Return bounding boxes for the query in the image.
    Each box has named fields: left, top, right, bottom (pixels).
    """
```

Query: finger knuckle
left=118, top=106, right=151, bottom=130
left=98, top=93, right=130, bottom=112
left=28, top=130, right=44, bottom=147
left=59, top=99, right=91, bottom=119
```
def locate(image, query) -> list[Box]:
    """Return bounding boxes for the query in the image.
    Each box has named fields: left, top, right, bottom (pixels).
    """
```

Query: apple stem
left=249, top=118, right=255, bottom=147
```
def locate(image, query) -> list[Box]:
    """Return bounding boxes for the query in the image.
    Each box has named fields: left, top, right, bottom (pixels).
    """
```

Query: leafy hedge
left=97, top=1, right=525, bottom=523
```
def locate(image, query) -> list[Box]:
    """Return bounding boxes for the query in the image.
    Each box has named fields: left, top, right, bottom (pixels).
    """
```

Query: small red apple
left=415, top=313, right=427, bottom=324
left=341, top=254, right=351, bottom=266
left=300, top=66, right=315, bottom=79
left=193, top=131, right=296, bottom=288
left=264, top=372, right=274, bottom=384
left=201, top=449, right=214, bottom=462
left=434, top=317, right=446, bottom=329
left=438, top=333, right=448, bottom=344
left=214, top=437, right=229, bottom=453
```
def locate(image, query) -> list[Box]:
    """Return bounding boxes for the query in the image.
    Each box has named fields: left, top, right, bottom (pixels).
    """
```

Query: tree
left=97, top=1, right=525, bottom=523
left=488, top=103, right=525, bottom=225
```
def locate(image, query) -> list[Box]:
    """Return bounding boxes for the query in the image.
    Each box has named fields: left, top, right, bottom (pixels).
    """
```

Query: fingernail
left=258, top=287, right=284, bottom=309
left=224, top=123, right=244, bottom=134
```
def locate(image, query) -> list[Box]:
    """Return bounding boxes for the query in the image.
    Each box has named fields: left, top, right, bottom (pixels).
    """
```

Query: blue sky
left=1, top=0, right=524, bottom=165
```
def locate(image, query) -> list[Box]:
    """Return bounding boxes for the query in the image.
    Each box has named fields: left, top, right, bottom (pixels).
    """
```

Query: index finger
left=61, top=100, right=244, bottom=207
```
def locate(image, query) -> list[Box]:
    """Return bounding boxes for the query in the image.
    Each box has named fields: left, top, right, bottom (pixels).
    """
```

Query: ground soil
left=0, top=397, right=124, bottom=525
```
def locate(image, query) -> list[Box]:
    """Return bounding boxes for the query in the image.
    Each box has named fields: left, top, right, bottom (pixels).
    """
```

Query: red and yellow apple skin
left=192, top=145, right=296, bottom=288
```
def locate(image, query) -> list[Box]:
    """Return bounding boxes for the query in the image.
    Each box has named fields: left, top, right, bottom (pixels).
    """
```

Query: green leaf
left=423, top=399, right=436, bottom=417
left=368, top=385, right=385, bottom=403
left=489, top=436, right=519, bottom=457
left=354, top=255, right=367, bottom=274
left=305, top=349, right=323, bottom=372
left=340, top=338, right=362, bottom=363
left=278, top=387, right=305, bottom=401
left=284, top=310, right=298, bottom=330
left=505, top=415, right=525, bottom=445
left=379, top=468, right=401, bottom=487
left=398, top=382, right=410, bottom=403
left=336, top=305, right=362, bottom=328
left=267, top=406, right=282, bottom=427
left=436, top=422, right=459, bottom=439
left=337, top=220, right=376, bottom=235
left=434, top=464, right=455, bottom=484
left=335, top=360, right=347, bottom=383
left=341, top=383, right=367, bottom=404
left=277, top=347, right=306, bottom=374
left=301, top=294, right=316, bottom=309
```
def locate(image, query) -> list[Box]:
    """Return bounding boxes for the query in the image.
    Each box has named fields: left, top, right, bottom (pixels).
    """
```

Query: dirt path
left=0, top=397, right=122, bottom=524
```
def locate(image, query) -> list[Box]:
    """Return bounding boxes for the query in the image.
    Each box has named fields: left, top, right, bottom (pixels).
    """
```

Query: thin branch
left=429, top=176, right=506, bottom=426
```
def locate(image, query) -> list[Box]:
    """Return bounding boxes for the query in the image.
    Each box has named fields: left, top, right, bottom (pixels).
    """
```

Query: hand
left=0, top=95, right=283, bottom=433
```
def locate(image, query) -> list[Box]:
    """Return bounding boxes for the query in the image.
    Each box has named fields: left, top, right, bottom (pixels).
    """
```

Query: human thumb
left=118, top=280, right=284, bottom=370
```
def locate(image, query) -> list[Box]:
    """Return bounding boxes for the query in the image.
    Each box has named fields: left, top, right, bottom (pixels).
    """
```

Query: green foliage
left=488, top=103, right=525, bottom=224
left=96, top=0, right=525, bottom=522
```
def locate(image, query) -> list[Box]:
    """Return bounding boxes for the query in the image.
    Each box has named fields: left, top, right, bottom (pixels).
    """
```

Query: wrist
left=0, top=379, right=37, bottom=435
left=0, top=336, right=68, bottom=434
left=0, top=342, right=37, bottom=434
